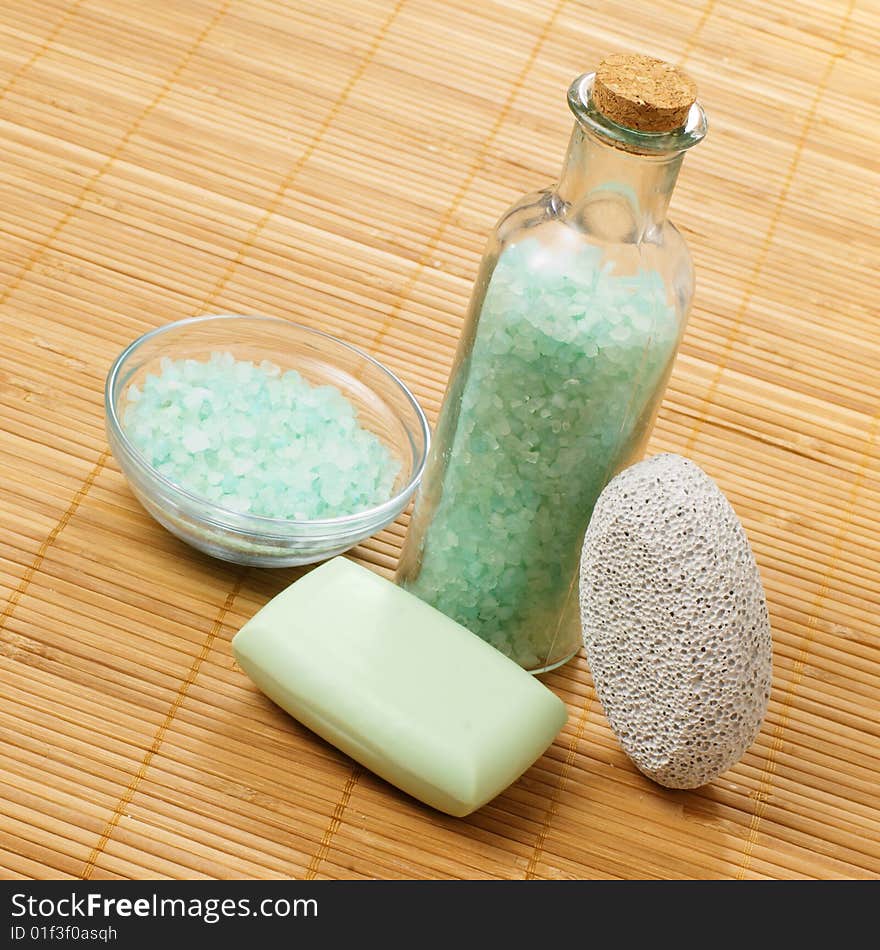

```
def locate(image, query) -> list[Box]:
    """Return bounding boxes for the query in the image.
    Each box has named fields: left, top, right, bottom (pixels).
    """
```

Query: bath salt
left=401, top=237, right=680, bottom=668
left=123, top=352, right=400, bottom=519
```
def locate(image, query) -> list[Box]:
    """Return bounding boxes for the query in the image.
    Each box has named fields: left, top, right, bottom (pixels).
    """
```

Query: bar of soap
left=232, top=557, right=567, bottom=817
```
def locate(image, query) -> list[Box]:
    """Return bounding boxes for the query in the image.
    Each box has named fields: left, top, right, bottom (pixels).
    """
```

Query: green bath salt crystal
left=123, top=352, right=400, bottom=519
left=401, top=237, right=681, bottom=669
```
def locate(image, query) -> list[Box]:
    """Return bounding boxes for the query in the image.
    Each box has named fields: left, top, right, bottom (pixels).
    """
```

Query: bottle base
left=528, top=648, right=580, bottom=676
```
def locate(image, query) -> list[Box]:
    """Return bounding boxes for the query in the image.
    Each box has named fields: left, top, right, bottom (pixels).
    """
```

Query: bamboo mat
left=0, top=0, right=877, bottom=881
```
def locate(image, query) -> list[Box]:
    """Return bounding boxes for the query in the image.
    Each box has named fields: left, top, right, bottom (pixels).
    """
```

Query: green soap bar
left=232, top=557, right=567, bottom=817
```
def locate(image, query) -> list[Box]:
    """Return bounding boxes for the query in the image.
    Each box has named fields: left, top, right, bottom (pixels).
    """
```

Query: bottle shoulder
left=494, top=189, right=691, bottom=255
left=660, top=219, right=692, bottom=264
left=493, top=188, right=560, bottom=244
left=487, top=190, right=695, bottom=314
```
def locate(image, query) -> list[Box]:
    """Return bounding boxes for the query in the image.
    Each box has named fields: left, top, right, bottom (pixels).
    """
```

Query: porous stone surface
left=579, top=453, right=772, bottom=788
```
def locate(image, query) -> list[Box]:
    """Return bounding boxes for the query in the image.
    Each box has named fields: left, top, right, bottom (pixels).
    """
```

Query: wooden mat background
left=0, top=0, right=877, bottom=881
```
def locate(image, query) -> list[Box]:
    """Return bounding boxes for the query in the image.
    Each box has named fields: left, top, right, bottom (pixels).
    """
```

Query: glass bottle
left=397, top=61, right=708, bottom=672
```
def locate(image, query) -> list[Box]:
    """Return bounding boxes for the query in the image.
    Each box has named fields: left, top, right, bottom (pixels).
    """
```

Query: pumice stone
left=579, top=453, right=772, bottom=789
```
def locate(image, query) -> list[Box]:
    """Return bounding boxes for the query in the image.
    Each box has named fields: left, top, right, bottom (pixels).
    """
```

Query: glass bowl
left=105, top=314, right=430, bottom=567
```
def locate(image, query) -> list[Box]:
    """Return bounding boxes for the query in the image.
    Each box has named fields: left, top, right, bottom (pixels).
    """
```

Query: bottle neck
left=556, top=123, right=683, bottom=242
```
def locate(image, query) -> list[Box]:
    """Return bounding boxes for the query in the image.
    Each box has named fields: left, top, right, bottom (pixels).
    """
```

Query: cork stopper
left=593, top=54, right=697, bottom=133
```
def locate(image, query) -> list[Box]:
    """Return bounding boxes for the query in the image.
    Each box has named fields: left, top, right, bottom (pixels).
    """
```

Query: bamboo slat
left=0, top=0, right=877, bottom=880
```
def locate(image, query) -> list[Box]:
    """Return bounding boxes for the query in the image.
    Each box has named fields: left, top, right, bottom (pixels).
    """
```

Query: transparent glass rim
left=104, top=313, right=431, bottom=535
left=568, top=72, right=708, bottom=154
